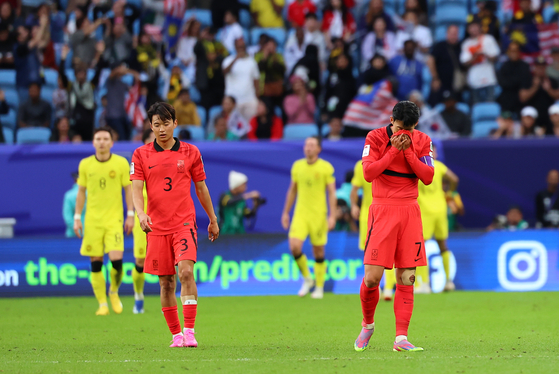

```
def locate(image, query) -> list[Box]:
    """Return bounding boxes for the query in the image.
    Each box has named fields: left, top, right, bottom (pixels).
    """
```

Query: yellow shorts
left=80, top=224, right=124, bottom=257
left=132, top=220, right=147, bottom=259
left=358, top=209, right=369, bottom=251
left=289, top=214, right=328, bottom=246
left=421, top=210, right=448, bottom=241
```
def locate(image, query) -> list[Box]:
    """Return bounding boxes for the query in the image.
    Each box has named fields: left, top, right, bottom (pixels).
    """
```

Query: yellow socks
left=442, top=251, right=452, bottom=280
left=132, top=267, right=145, bottom=298
left=295, top=254, right=311, bottom=279
left=415, top=266, right=429, bottom=286
left=109, top=267, right=123, bottom=293
left=384, top=268, right=396, bottom=292
left=91, top=271, right=107, bottom=305
left=314, top=260, right=326, bottom=288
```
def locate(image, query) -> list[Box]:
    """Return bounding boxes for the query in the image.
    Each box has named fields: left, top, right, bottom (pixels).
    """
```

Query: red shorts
left=364, top=198, right=427, bottom=269
left=145, top=228, right=198, bottom=275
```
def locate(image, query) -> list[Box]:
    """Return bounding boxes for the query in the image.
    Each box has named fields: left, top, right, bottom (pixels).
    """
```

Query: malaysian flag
left=163, top=0, right=186, bottom=58
left=343, top=80, right=398, bottom=130
left=125, top=82, right=147, bottom=132
left=504, top=23, right=559, bottom=64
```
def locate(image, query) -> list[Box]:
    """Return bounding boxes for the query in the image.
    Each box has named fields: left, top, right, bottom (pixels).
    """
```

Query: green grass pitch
left=1, top=292, right=557, bottom=373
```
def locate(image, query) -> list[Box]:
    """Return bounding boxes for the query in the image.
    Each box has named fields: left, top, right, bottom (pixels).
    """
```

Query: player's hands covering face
left=391, top=134, right=411, bottom=151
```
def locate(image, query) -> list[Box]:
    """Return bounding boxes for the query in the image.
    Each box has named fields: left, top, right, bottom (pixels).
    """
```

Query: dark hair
left=28, top=82, right=41, bottom=89
left=142, top=129, right=153, bottom=143
left=508, top=205, right=523, bottom=214
left=326, top=0, right=349, bottom=19
left=345, top=170, right=354, bottom=183
left=305, top=12, right=318, bottom=20
left=178, top=88, right=190, bottom=96
left=392, top=101, right=420, bottom=129
left=94, top=126, right=114, bottom=140
left=76, top=16, right=86, bottom=30
left=147, top=102, right=176, bottom=124
left=308, top=135, right=322, bottom=148
left=224, top=95, right=236, bottom=104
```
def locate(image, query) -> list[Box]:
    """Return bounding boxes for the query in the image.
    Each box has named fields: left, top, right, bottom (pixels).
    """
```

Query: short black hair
left=225, top=95, right=236, bottom=104
left=345, top=170, right=354, bottom=183
left=94, top=126, right=114, bottom=140
left=142, top=128, right=153, bottom=143
left=178, top=88, right=190, bottom=96
left=305, top=12, right=318, bottom=20
left=308, top=135, right=322, bottom=148
left=392, top=101, right=420, bottom=129
left=28, top=82, right=41, bottom=89
left=147, top=102, right=176, bottom=124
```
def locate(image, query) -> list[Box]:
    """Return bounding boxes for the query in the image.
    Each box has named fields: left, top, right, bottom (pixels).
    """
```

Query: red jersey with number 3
left=130, top=138, right=206, bottom=235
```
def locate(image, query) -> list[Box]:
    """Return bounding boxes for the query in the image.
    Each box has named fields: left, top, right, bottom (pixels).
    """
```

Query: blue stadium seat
left=422, top=65, right=432, bottom=101
left=197, top=106, right=207, bottom=128
left=0, top=70, right=16, bottom=87
left=16, top=127, right=51, bottom=144
left=321, top=124, right=331, bottom=137
left=183, top=9, right=212, bottom=26
left=173, top=125, right=205, bottom=141
left=434, top=102, right=470, bottom=114
left=436, top=0, right=468, bottom=6
left=4, top=89, right=18, bottom=108
left=543, top=5, right=556, bottom=23
left=121, top=74, right=134, bottom=87
left=0, top=108, right=17, bottom=129
left=435, top=24, right=465, bottom=42
left=44, top=69, right=59, bottom=88
left=251, top=28, right=287, bottom=46
left=190, top=86, right=201, bottom=104
left=283, top=124, right=318, bottom=140
left=435, top=4, right=468, bottom=25
left=2, top=127, right=14, bottom=144
left=239, top=9, right=251, bottom=28
left=471, top=120, right=498, bottom=138
left=472, top=102, right=500, bottom=122
left=40, top=86, right=54, bottom=103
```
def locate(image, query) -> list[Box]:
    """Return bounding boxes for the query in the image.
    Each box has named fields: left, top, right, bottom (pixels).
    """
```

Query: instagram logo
left=497, top=241, right=548, bottom=291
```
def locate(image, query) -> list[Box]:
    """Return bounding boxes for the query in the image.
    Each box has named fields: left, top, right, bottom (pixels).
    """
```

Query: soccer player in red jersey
left=130, top=102, right=220, bottom=348
left=353, top=101, right=435, bottom=352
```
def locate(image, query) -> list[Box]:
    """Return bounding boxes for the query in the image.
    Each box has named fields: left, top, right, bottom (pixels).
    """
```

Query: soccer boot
left=133, top=299, right=144, bottom=314
left=310, top=287, right=324, bottom=299
left=298, top=277, right=314, bottom=297
left=444, top=280, right=456, bottom=292
left=183, top=330, right=198, bottom=348
left=383, top=288, right=393, bottom=301
left=169, top=334, right=185, bottom=348
left=95, top=304, right=110, bottom=316
left=415, top=282, right=432, bottom=294
left=109, top=291, right=123, bottom=314
left=354, top=324, right=375, bottom=352
left=393, top=339, right=424, bottom=352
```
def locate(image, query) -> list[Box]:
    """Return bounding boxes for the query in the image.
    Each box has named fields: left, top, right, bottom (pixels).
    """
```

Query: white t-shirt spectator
left=220, top=22, right=244, bottom=54
left=222, top=55, right=260, bottom=104
left=284, top=34, right=307, bottom=75
left=304, top=30, right=327, bottom=63
left=361, top=31, right=397, bottom=70
left=177, top=36, right=197, bottom=66
left=395, top=25, right=433, bottom=62
left=459, top=34, right=500, bottom=89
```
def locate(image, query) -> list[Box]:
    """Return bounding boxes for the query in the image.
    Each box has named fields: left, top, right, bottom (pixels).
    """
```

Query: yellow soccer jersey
left=418, top=160, right=448, bottom=214
left=77, top=154, right=131, bottom=227
left=292, top=158, right=335, bottom=219
left=351, top=161, right=372, bottom=219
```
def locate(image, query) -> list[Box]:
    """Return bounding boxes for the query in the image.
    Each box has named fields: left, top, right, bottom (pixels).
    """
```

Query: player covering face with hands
left=130, top=102, right=219, bottom=348
left=354, top=101, right=434, bottom=352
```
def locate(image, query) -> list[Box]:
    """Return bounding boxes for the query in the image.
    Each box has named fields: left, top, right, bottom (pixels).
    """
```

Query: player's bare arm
left=132, top=180, right=152, bottom=233
left=73, top=185, right=86, bottom=238
left=350, top=185, right=360, bottom=220
left=123, top=185, right=134, bottom=235
left=444, top=168, right=459, bottom=190
left=281, top=181, right=297, bottom=230
left=194, top=180, right=220, bottom=242
left=327, top=182, right=337, bottom=231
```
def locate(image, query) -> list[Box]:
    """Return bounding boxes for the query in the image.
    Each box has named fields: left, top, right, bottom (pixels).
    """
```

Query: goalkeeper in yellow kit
left=281, top=137, right=337, bottom=299
left=350, top=160, right=396, bottom=301
left=416, top=143, right=459, bottom=293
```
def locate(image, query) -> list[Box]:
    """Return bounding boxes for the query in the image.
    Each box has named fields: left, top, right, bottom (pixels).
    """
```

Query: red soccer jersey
left=288, top=0, right=317, bottom=27
left=362, top=125, right=433, bottom=200
left=130, top=138, right=206, bottom=235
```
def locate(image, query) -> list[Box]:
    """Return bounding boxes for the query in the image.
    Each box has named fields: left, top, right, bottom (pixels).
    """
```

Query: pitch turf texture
left=1, top=292, right=557, bottom=374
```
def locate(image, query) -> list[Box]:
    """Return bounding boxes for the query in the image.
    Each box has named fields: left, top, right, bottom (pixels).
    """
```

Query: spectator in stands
left=164, top=64, right=190, bottom=105
left=70, top=15, right=106, bottom=68
left=361, top=54, right=393, bottom=87
left=50, top=116, right=76, bottom=142
left=219, top=95, right=250, bottom=139
left=105, top=63, right=138, bottom=141
left=546, top=47, right=559, bottom=81
left=288, top=0, right=316, bottom=27
left=360, top=16, right=396, bottom=71
left=303, top=12, right=327, bottom=67
left=325, top=117, right=343, bottom=141
left=177, top=19, right=201, bottom=78
left=207, top=114, right=239, bottom=141
left=284, top=27, right=307, bottom=76
left=194, top=27, right=228, bottom=110
left=535, top=169, right=559, bottom=228
left=497, top=41, right=530, bottom=118
left=18, top=82, right=52, bottom=128
left=360, top=0, right=395, bottom=33
left=211, top=0, right=241, bottom=29
left=467, top=0, right=500, bottom=42
left=488, top=206, right=529, bottom=231
left=222, top=38, right=260, bottom=121
left=389, top=40, right=423, bottom=101
left=511, top=0, right=543, bottom=24
left=103, top=17, right=133, bottom=66
left=174, top=89, right=201, bottom=126
left=519, top=56, right=559, bottom=134
left=255, top=37, right=286, bottom=109
left=14, top=21, right=47, bottom=103
left=130, top=29, right=164, bottom=83
left=427, top=24, right=464, bottom=106
left=220, top=10, right=244, bottom=54
left=440, top=91, right=471, bottom=136
left=28, top=3, right=56, bottom=71
left=519, top=106, right=545, bottom=137
left=290, top=44, right=321, bottom=101
left=284, top=75, right=315, bottom=125
left=548, top=104, right=559, bottom=137
left=322, top=0, right=356, bottom=48
left=395, top=10, right=432, bottom=63
left=98, top=95, right=107, bottom=128
left=107, top=0, right=141, bottom=36
left=0, top=23, right=14, bottom=69
left=460, top=20, right=500, bottom=104
left=324, top=52, right=356, bottom=119
left=334, top=198, right=357, bottom=232
left=0, top=2, right=15, bottom=32
left=403, top=0, right=427, bottom=25
left=248, top=99, right=283, bottom=140
left=0, top=89, right=7, bottom=143
left=492, top=106, right=543, bottom=138
left=250, top=0, right=284, bottom=28
left=52, top=74, right=68, bottom=120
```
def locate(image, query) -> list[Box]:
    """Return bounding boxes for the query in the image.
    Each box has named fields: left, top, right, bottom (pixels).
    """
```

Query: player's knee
left=136, top=258, right=145, bottom=267
left=91, top=261, right=103, bottom=273
left=135, top=264, right=144, bottom=273
left=159, top=276, right=175, bottom=292
left=178, top=267, right=194, bottom=284
left=292, top=249, right=304, bottom=259
left=363, top=273, right=382, bottom=288
left=111, top=259, right=123, bottom=272
left=401, top=269, right=415, bottom=285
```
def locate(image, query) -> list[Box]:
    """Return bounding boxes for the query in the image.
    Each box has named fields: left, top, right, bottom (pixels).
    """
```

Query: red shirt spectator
left=288, top=0, right=317, bottom=27
left=321, top=0, right=356, bottom=42
left=248, top=99, right=284, bottom=140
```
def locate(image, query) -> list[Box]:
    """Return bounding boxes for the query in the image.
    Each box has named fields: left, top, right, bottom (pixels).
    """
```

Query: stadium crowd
left=2, top=0, right=559, bottom=143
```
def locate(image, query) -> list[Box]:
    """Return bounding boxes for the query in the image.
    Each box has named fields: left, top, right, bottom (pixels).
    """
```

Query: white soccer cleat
left=298, top=277, right=315, bottom=297
left=444, top=280, right=456, bottom=292
left=415, top=282, right=432, bottom=294
left=383, top=288, right=393, bottom=301
left=310, top=287, right=324, bottom=299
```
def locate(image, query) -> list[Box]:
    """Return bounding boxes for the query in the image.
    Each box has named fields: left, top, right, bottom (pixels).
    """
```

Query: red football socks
left=162, top=306, right=182, bottom=335
left=360, top=279, right=380, bottom=327
left=394, top=284, right=414, bottom=336
left=183, top=304, right=197, bottom=329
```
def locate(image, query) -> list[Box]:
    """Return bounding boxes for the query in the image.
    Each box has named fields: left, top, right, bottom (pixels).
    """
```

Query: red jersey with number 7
left=130, top=138, right=206, bottom=235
